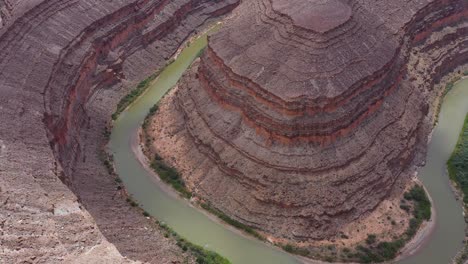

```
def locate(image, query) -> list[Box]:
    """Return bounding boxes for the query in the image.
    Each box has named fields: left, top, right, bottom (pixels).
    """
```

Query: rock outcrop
left=0, top=0, right=238, bottom=263
left=150, top=0, right=468, bottom=242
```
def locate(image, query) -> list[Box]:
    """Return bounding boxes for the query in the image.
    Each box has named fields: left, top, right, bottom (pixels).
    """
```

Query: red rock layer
left=0, top=0, right=238, bottom=263
left=152, top=0, right=468, bottom=241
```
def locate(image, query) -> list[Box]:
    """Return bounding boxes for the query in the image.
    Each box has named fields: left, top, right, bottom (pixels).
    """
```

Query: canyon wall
left=150, top=0, right=468, bottom=242
left=0, top=0, right=238, bottom=263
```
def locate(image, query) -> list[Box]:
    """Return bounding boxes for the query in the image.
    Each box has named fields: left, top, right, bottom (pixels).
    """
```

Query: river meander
left=109, top=30, right=467, bottom=264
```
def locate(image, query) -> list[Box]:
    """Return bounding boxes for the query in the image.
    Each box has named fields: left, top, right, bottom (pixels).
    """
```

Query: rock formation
left=149, top=0, right=468, bottom=242
left=0, top=0, right=238, bottom=263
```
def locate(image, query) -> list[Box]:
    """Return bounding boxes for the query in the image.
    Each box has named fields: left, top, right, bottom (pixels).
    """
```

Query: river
left=109, top=31, right=466, bottom=264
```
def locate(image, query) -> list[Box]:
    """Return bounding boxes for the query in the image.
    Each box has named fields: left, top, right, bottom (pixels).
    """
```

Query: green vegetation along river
left=109, top=29, right=466, bottom=263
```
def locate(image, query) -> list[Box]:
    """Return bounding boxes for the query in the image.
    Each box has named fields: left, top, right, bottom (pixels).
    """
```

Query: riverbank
left=397, top=182, right=436, bottom=261
left=103, top=21, right=236, bottom=264
left=447, top=112, right=468, bottom=264
left=136, top=112, right=337, bottom=264
left=109, top=21, right=224, bottom=122
left=141, top=81, right=434, bottom=263
left=431, top=69, right=468, bottom=264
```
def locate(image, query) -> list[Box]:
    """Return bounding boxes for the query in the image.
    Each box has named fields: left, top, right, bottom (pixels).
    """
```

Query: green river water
left=110, top=31, right=467, bottom=264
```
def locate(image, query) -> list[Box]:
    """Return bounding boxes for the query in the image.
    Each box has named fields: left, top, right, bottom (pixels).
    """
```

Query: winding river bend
left=110, top=31, right=466, bottom=264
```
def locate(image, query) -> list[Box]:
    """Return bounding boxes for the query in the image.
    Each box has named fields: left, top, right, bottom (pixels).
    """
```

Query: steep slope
left=149, top=0, right=468, bottom=242
left=0, top=0, right=238, bottom=263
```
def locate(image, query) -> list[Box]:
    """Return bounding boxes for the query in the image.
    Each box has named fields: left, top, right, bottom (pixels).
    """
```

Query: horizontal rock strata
left=150, top=0, right=468, bottom=241
left=0, top=0, right=238, bottom=263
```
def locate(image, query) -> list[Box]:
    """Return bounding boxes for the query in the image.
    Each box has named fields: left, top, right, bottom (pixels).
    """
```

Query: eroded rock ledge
left=149, top=0, right=468, bottom=243
left=0, top=0, right=238, bottom=263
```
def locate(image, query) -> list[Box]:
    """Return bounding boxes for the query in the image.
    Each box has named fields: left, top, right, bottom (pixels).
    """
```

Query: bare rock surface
left=149, top=0, right=468, bottom=242
left=0, top=0, right=238, bottom=263
left=272, top=0, right=352, bottom=33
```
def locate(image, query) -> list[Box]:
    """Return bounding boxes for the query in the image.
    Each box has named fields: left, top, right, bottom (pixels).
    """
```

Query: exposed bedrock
left=150, top=0, right=468, bottom=241
left=0, top=0, right=238, bottom=263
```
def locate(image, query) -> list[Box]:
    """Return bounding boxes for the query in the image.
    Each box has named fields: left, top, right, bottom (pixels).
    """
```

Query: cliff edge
left=0, top=0, right=238, bottom=263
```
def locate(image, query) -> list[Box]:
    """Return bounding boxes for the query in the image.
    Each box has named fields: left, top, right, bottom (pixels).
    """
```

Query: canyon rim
left=1, top=0, right=468, bottom=263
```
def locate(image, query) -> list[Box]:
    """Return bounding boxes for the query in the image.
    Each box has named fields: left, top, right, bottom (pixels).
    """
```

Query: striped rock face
left=151, top=0, right=468, bottom=241
left=0, top=0, right=239, bottom=262
left=271, top=0, right=352, bottom=33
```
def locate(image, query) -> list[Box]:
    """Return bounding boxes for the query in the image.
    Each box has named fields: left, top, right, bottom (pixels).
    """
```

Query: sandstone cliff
left=149, top=0, right=468, bottom=242
left=0, top=0, right=238, bottom=263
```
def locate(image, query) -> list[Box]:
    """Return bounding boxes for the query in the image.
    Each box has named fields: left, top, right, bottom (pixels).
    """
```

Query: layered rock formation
left=0, top=0, right=238, bottom=263
left=150, top=0, right=468, bottom=242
